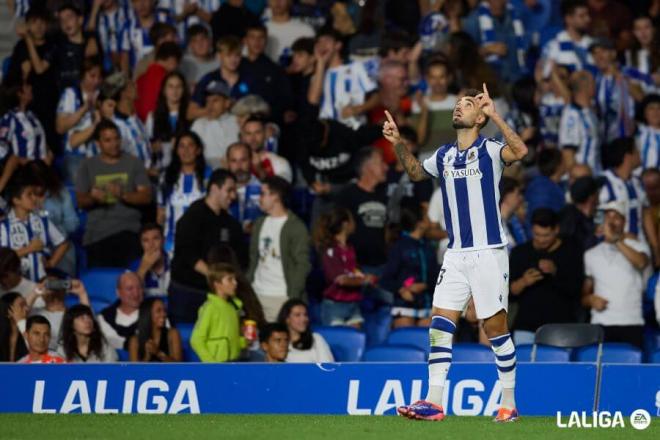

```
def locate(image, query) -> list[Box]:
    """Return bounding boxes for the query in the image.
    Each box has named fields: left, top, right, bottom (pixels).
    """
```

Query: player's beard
left=452, top=120, right=472, bottom=129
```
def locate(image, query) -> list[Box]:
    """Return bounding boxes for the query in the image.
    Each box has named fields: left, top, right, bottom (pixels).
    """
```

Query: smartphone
left=594, top=209, right=605, bottom=226
left=45, top=279, right=72, bottom=291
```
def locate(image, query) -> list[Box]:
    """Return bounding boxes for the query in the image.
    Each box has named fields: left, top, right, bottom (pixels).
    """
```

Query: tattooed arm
left=383, top=110, right=429, bottom=182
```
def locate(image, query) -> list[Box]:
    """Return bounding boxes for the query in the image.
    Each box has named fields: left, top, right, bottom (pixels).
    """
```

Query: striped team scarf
left=595, top=73, right=636, bottom=142
left=477, top=1, right=526, bottom=72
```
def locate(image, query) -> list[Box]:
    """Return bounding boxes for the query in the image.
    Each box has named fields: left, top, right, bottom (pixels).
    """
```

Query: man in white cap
left=582, top=200, right=650, bottom=348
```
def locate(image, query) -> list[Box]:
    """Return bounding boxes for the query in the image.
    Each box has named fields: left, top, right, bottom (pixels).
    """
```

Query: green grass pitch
left=0, top=414, right=657, bottom=439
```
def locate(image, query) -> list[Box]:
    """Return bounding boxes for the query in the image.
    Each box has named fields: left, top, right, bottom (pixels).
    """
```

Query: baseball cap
left=205, top=80, right=230, bottom=98
left=589, top=37, right=615, bottom=52
left=570, top=176, right=602, bottom=204
left=599, top=200, right=627, bottom=218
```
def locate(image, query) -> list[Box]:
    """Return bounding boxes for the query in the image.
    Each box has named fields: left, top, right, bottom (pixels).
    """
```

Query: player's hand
left=28, top=238, right=45, bottom=253
left=538, top=259, right=557, bottom=276
left=590, top=294, right=609, bottom=311
left=476, top=83, right=496, bottom=117
left=522, top=268, right=544, bottom=287
left=382, top=110, right=401, bottom=144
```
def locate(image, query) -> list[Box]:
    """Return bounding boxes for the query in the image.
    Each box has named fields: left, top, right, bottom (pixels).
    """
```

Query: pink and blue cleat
left=397, top=400, right=445, bottom=421
left=493, top=407, right=520, bottom=423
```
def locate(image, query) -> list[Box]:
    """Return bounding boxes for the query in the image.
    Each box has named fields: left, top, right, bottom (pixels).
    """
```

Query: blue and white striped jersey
left=0, top=210, right=66, bottom=282
left=319, top=61, right=377, bottom=130
left=636, top=124, right=660, bottom=171
left=541, top=30, right=594, bottom=73
left=12, top=0, right=31, bottom=18
left=624, top=49, right=660, bottom=95
left=56, top=87, right=98, bottom=157
left=599, top=169, right=647, bottom=237
left=595, top=73, right=636, bottom=143
left=119, top=9, right=174, bottom=69
left=538, top=93, right=566, bottom=147
left=559, top=104, right=601, bottom=173
left=96, top=1, right=132, bottom=70
left=159, top=0, right=220, bottom=41
left=112, top=113, right=152, bottom=168
left=0, top=109, right=48, bottom=161
left=422, top=135, right=508, bottom=251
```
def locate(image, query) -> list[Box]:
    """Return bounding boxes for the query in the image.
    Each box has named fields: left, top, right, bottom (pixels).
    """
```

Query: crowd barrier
left=0, top=362, right=657, bottom=416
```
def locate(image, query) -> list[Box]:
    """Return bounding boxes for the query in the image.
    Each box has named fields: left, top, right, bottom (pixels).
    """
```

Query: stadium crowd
left=0, top=0, right=659, bottom=364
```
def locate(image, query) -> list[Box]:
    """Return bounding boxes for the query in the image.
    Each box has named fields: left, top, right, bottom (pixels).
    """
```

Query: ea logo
left=629, top=409, right=651, bottom=430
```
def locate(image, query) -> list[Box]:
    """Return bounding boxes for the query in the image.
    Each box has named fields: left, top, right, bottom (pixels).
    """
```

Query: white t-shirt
left=584, top=238, right=649, bottom=326
left=264, top=18, right=315, bottom=63
left=263, top=151, right=293, bottom=183
left=191, top=113, right=240, bottom=169
left=97, top=308, right=139, bottom=350
left=286, top=332, right=335, bottom=363
left=252, top=215, right=288, bottom=297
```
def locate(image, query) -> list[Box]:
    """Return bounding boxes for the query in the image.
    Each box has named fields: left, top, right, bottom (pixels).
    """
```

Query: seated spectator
left=18, top=315, right=65, bottom=363
left=524, top=148, right=566, bottom=227
left=559, top=176, right=602, bottom=252
left=158, top=131, right=210, bottom=252
left=190, top=263, right=244, bottom=362
left=582, top=201, right=650, bottom=348
left=75, top=119, right=152, bottom=268
left=146, top=71, right=191, bottom=172
left=131, top=22, right=179, bottom=80
left=130, top=224, right=170, bottom=297
left=509, top=208, right=584, bottom=345
left=226, top=142, right=262, bottom=231
left=86, top=0, right=131, bottom=73
left=247, top=176, right=310, bottom=321
left=128, top=298, right=182, bottom=362
left=314, top=206, right=368, bottom=328
left=381, top=207, right=438, bottom=329
left=136, top=41, right=183, bottom=122
left=179, top=25, right=219, bottom=88
left=211, top=0, right=260, bottom=40
left=263, top=0, right=315, bottom=65
left=58, top=305, right=118, bottom=362
left=539, top=0, right=593, bottom=73
left=0, top=292, right=29, bottom=362
left=169, top=170, right=246, bottom=324
left=277, top=299, right=334, bottom=363
left=500, top=177, right=527, bottom=252
left=240, top=116, right=292, bottom=183
left=636, top=94, right=660, bottom=171
left=97, top=272, right=144, bottom=350
left=191, top=81, right=240, bottom=169
left=0, top=248, right=36, bottom=299
left=259, top=322, right=289, bottom=363
left=1, top=173, right=69, bottom=282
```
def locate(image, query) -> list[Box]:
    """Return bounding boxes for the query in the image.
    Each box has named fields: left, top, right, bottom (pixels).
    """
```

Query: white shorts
left=432, top=247, right=509, bottom=320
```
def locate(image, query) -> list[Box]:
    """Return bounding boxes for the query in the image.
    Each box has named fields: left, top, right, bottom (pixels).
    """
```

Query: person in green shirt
left=190, top=263, right=245, bottom=362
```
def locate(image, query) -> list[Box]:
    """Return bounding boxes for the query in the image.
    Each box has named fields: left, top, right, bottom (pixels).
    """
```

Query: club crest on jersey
left=443, top=168, right=483, bottom=179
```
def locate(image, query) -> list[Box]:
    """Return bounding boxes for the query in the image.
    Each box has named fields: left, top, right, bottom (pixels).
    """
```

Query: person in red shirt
left=18, top=315, right=65, bottom=363
left=136, top=42, right=182, bottom=121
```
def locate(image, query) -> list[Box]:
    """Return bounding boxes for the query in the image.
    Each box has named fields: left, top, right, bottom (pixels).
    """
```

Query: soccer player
left=383, top=83, right=528, bottom=423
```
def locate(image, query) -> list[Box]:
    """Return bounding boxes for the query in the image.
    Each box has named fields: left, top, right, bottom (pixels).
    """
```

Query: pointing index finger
left=384, top=110, right=396, bottom=126
left=482, top=82, right=489, bottom=96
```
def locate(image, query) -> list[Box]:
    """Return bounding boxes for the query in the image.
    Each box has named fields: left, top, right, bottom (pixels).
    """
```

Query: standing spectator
left=211, top=0, right=260, bottom=40
left=499, top=176, right=527, bottom=252
left=277, top=299, right=334, bottom=363
left=136, top=41, right=183, bottom=122
left=17, top=315, right=65, bottom=363
left=559, top=176, right=601, bottom=252
left=75, top=119, right=152, bottom=268
left=288, top=37, right=316, bottom=115
left=524, top=149, right=566, bottom=227
left=160, top=0, right=216, bottom=40
left=87, top=0, right=131, bottom=73
left=97, top=272, right=144, bottom=350
left=636, top=94, right=660, bottom=171
left=540, top=0, right=593, bottom=73
left=509, top=208, right=584, bottom=344
left=169, top=170, right=245, bottom=324
left=158, top=131, right=209, bottom=252
left=226, top=142, right=262, bottom=231
left=0, top=292, right=29, bottom=362
left=179, top=25, right=219, bottom=88
left=130, top=224, right=170, bottom=297
left=191, top=81, right=240, bottom=169
left=247, top=176, right=310, bottom=321
left=624, top=16, right=660, bottom=95
left=58, top=305, right=118, bottom=362
left=263, top=0, right=315, bottom=65
left=582, top=201, right=649, bottom=348
left=0, top=248, right=35, bottom=298
left=538, top=65, right=571, bottom=149
left=190, top=263, right=244, bottom=362
left=128, top=298, right=183, bottom=362
left=119, top=0, right=174, bottom=70
left=259, top=322, right=289, bottom=362
left=240, top=116, right=292, bottom=183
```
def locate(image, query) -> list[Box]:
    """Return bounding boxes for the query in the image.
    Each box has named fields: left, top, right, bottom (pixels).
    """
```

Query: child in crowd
left=190, top=263, right=245, bottom=362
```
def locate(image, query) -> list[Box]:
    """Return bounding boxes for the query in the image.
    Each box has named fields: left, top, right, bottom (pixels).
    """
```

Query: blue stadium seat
left=643, top=328, right=660, bottom=362
left=573, top=343, right=642, bottom=363
left=362, top=344, right=426, bottom=362
left=184, top=346, right=200, bottom=362
left=90, top=299, right=111, bottom=314
left=314, top=326, right=366, bottom=362
left=177, top=323, right=195, bottom=350
left=116, top=349, right=129, bottom=361
left=516, top=344, right=570, bottom=362
left=80, top=268, right=125, bottom=303
left=651, top=349, right=660, bottom=364
left=64, top=294, right=80, bottom=309
left=452, top=343, right=493, bottom=362
left=386, top=327, right=429, bottom=354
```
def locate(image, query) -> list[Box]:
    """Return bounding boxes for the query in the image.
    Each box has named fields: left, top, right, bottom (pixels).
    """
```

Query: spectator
left=288, top=37, right=315, bottom=115
left=259, top=322, right=289, bottom=362
left=559, top=176, right=602, bottom=252
left=58, top=304, right=118, bottom=362
left=499, top=176, right=527, bottom=252
left=136, top=41, right=183, bottom=122
left=131, top=22, right=179, bottom=80
left=226, top=142, right=262, bottom=230
left=502, top=76, right=540, bottom=149
left=624, top=16, right=660, bottom=95
left=169, top=170, right=245, bottom=324
left=240, top=116, right=292, bottom=183
left=55, top=57, right=103, bottom=183
left=128, top=298, right=183, bottom=362
left=559, top=70, right=600, bottom=173
left=231, top=94, right=272, bottom=128
left=87, top=0, right=131, bottom=73
left=600, top=137, right=647, bottom=239
left=0, top=248, right=36, bottom=298
left=336, top=147, right=388, bottom=271
left=538, top=65, right=570, bottom=149
left=446, top=32, right=499, bottom=94
left=524, top=148, right=566, bottom=227
left=0, top=292, right=29, bottom=362
left=17, top=315, right=65, bottom=363
left=582, top=201, right=649, bottom=348
left=509, top=208, right=584, bottom=344
left=263, top=0, right=315, bottom=65
left=130, top=224, right=170, bottom=297
left=146, top=71, right=191, bottom=172
left=381, top=206, right=438, bottom=329
left=75, top=119, right=152, bottom=268
left=641, top=168, right=660, bottom=268
left=162, top=0, right=216, bottom=39
left=540, top=0, right=593, bottom=73
left=97, top=272, right=144, bottom=350
left=247, top=176, right=310, bottom=321
left=0, top=173, right=69, bottom=282
left=313, top=206, right=368, bottom=328
left=179, top=25, right=219, bottom=88
left=211, top=0, right=260, bottom=40
left=191, top=80, right=240, bottom=169
left=190, top=263, right=244, bottom=362
left=119, top=0, right=174, bottom=71
left=636, top=94, right=660, bottom=171
left=158, top=131, right=210, bottom=251
left=277, top=299, right=334, bottom=363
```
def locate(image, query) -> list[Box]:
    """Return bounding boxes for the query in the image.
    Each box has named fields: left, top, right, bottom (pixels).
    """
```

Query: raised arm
left=383, top=110, right=429, bottom=182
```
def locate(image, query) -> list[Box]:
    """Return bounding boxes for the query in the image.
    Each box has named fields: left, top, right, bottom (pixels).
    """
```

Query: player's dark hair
left=463, top=89, right=490, bottom=128
left=538, top=148, right=563, bottom=177
left=604, top=137, right=635, bottom=169
left=207, top=169, right=236, bottom=193
left=259, top=322, right=289, bottom=344
left=277, top=299, right=313, bottom=350
left=531, top=208, right=559, bottom=228
left=26, top=314, right=51, bottom=332
left=262, top=176, right=291, bottom=209
left=313, top=206, right=353, bottom=252
left=292, top=37, right=314, bottom=54
left=561, top=0, right=588, bottom=18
